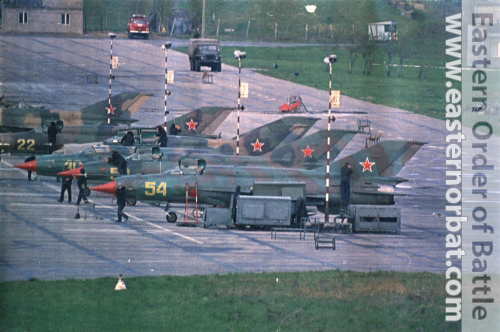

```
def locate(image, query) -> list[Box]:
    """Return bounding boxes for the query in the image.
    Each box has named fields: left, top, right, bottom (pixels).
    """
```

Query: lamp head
left=305, top=5, right=317, bottom=13
left=323, top=54, right=338, bottom=64
left=108, top=32, right=116, bottom=39
left=234, top=50, right=246, bottom=59
left=161, top=41, right=172, bottom=50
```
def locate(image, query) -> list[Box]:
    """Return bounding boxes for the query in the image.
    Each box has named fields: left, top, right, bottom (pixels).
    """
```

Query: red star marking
left=251, top=139, right=265, bottom=152
left=105, top=104, right=116, bottom=115
left=301, top=145, right=314, bottom=158
left=186, top=119, right=198, bottom=131
left=359, top=157, right=376, bottom=172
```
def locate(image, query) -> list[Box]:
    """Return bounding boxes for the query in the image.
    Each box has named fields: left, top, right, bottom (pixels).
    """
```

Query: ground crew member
left=58, top=165, right=72, bottom=203
left=231, top=185, right=241, bottom=224
left=121, top=131, right=135, bottom=146
left=108, top=150, right=127, bottom=176
left=76, top=168, right=89, bottom=205
left=155, top=125, right=167, bottom=147
left=169, top=123, right=181, bottom=135
left=47, top=121, right=58, bottom=154
left=340, top=162, right=353, bottom=205
left=116, top=185, right=129, bottom=222
left=24, top=154, right=36, bottom=180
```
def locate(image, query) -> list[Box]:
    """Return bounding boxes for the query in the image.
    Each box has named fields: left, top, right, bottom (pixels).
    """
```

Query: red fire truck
left=127, top=14, right=150, bottom=39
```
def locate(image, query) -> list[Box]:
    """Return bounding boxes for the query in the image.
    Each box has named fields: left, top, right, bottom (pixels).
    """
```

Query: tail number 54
left=145, top=182, right=167, bottom=196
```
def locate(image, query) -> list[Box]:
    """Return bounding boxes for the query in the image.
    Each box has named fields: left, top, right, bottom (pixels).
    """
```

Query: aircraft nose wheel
left=166, top=211, right=177, bottom=223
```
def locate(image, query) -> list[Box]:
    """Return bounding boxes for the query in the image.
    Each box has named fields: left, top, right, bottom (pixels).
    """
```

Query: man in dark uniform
left=169, top=123, right=181, bottom=135
left=340, top=162, right=353, bottom=205
left=58, top=165, right=73, bottom=203
left=120, top=131, right=135, bottom=146
left=116, top=185, right=129, bottom=222
left=24, top=154, right=36, bottom=180
left=47, top=121, right=58, bottom=154
left=108, top=150, right=127, bottom=176
left=76, top=168, right=89, bottom=205
left=231, top=185, right=241, bottom=224
left=155, top=125, right=168, bottom=147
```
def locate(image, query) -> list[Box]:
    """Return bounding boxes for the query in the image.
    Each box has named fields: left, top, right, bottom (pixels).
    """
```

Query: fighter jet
left=0, top=92, right=150, bottom=133
left=14, top=116, right=320, bottom=174
left=57, top=129, right=357, bottom=181
left=1, top=106, right=236, bottom=156
left=14, top=145, right=138, bottom=177
left=91, top=140, right=425, bottom=221
left=105, top=106, right=234, bottom=141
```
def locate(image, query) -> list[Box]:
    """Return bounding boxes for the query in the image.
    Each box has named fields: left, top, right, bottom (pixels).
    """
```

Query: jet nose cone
left=57, top=166, right=83, bottom=177
left=90, top=181, right=116, bottom=194
left=15, top=160, right=37, bottom=172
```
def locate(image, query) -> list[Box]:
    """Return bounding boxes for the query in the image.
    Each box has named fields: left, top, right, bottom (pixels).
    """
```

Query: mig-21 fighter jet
left=14, top=116, right=320, bottom=176
left=0, top=92, right=150, bottom=133
left=90, top=140, right=425, bottom=221
left=57, top=129, right=357, bottom=182
left=1, top=106, right=235, bottom=156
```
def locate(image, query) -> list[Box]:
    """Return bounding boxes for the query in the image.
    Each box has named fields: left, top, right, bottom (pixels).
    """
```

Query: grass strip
left=0, top=270, right=460, bottom=331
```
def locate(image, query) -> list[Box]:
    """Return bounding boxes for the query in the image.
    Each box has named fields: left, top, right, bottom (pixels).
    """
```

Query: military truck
left=188, top=38, right=221, bottom=72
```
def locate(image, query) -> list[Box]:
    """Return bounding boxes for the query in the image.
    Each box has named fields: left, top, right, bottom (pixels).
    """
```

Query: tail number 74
left=145, top=182, right=167, bottom=196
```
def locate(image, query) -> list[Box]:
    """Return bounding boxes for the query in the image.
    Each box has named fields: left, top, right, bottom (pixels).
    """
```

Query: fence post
left=274, top=22, right=278, bottom=40
left=246, top=20, right=251, bottom=39
left=216, top=19, right=220, bottom=36
left=170, top=18, right=176, bottom=36
left=305, top=24, right=308, bottom=41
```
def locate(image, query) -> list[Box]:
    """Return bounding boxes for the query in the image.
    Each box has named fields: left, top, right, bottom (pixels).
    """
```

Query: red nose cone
left=15, top=160, right=37, bottom=172
left=57, top=166, right=83, bottom=177
left=90, top=181, right=116, bottom=195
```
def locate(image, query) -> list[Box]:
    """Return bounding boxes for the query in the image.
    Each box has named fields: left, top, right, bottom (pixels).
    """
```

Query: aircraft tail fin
left=333, top=140, right=426, bottom=180
left=80, top=92, right=151, bottom=123
left=238, top=116, right=320, bottom=155
left=168, top=106, right=234, bottom=135
left=267, top=129, right=357, bottom=169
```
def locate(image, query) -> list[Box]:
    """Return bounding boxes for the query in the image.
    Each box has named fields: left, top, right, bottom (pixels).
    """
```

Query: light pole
left=202, top=0, right=206, bottom=38
left=323, top=54, right=337, bottom=223
left=161, top=41, right=172, bottom=133
left=234, top=50, right=246, bottom=155
left=106, top=33, right=116, bottom=125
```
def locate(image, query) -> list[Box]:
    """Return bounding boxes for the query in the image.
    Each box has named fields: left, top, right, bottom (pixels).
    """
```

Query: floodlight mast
left=323, top=54, right=337, bottom=223
left=107, top=33, right=116, bottom=125
left=234, top=50, right=246, bottom=156
left=161, top=41, right=172, bottom=133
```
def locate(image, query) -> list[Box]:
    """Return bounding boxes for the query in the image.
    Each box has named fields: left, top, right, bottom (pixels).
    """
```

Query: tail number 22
left=17, top=139, right=35, bottom=150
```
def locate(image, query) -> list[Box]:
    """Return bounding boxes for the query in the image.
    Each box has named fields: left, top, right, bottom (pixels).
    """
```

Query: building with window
left=1, top=0, right=83, bottom=35
left=368, top=21, right=397, bottom=42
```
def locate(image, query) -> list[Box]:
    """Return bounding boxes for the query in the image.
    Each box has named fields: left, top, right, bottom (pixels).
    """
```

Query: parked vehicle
left=188, top=38, right=221, bottom=72
left=127, top=14, right=150, bottom=39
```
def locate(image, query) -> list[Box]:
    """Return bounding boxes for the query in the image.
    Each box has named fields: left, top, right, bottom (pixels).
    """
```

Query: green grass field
left=0, top=270, right=460, bottom=331
left=176, top=46, right=447, bottom=120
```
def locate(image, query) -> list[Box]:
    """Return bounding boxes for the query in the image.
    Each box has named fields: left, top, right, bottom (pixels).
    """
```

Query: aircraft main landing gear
left=164, top=203, right=177, bottom=223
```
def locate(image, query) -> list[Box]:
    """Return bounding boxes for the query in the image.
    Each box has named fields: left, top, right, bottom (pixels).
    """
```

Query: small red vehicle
left=127, top=14, right=150, bottom=39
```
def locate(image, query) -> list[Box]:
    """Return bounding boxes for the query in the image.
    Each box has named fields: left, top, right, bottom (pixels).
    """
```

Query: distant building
left=170, top=9, right=196, bottom=35
left=368, top=21, right=397, bottom=41
left=1, top=0, right=83, bottom=35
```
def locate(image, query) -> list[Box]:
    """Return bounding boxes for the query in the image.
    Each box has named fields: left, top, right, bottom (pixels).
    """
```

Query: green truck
left=188, top=38, right=222, bottom=72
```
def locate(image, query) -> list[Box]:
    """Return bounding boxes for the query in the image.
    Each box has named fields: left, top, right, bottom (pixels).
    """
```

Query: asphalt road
left=0, top=35, right=450, bottom=282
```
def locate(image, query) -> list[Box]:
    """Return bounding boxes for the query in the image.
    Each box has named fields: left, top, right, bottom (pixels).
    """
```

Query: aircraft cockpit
left=178, top=157, right=206, bottom=175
